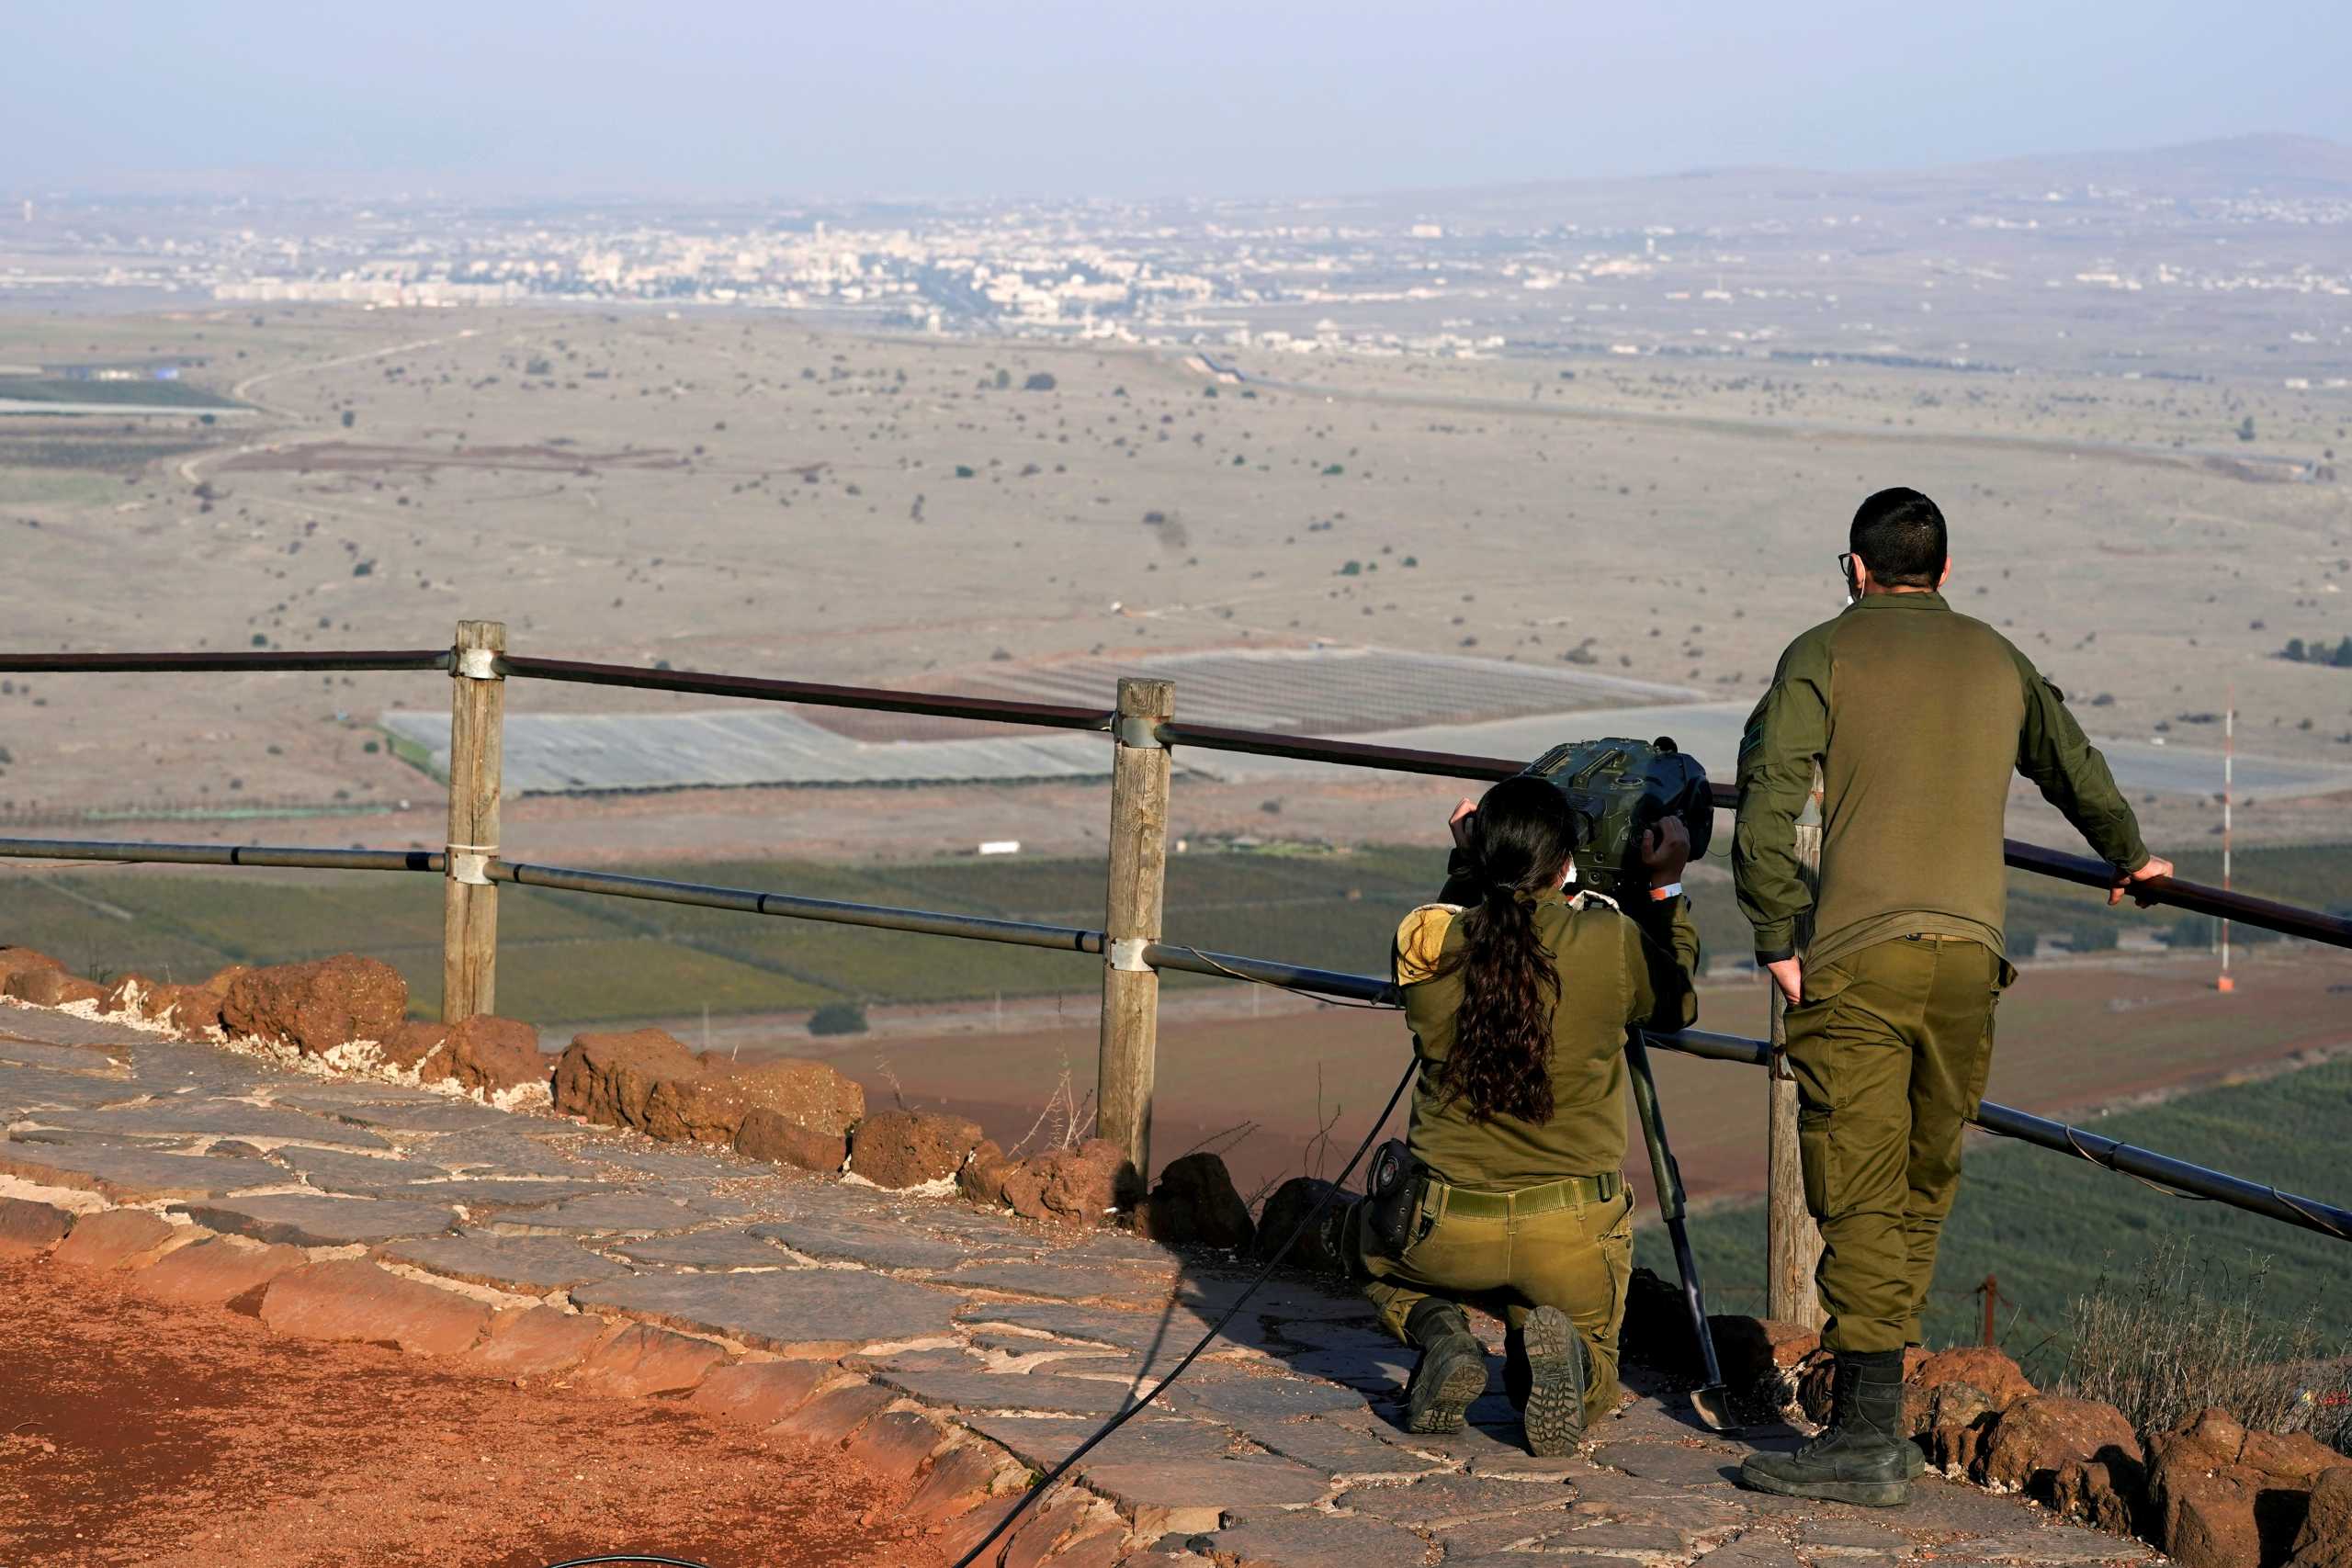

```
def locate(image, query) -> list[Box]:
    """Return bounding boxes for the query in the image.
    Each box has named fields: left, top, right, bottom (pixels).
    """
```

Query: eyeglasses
left=1837, top=552, right=1857, bottom=582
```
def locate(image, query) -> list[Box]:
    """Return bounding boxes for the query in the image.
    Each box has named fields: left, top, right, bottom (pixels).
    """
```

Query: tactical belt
left=1423, top=1169, right=1623, bottom=1222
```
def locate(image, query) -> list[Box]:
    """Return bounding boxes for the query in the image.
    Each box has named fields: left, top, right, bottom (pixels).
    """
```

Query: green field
left=6, top=838, right=2344, bottom=1029
left=0, top=376, right=239, bottom=409
left=1634, top=1057, right=2352, bottom=1371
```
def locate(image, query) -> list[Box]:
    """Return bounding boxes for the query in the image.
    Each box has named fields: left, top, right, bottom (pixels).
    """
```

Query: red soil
left=0, top=1260, right=943, bottom=1568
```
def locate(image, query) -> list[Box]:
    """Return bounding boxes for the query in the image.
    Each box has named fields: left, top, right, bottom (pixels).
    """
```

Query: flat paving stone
left=1283, top=1345, right=1415, bottom=1393
left=175, top=1193, right=461, bottom=1247
left=1166, top=1372, right=1365, bottom=1424
left=0, top=1140, right=273, bottom=1202
left=0, top=1066, right=143, bottom=1111
left=614, top=1227, right=793, bottom=1270
left=383, top=1230, right=635, bottom=1292
left=753, top=1215, right=980, bottom=1272
left=958, top=1300, right=1269, bottom=1359
left=482, top=1191, right=703, bottom=1235
left=954, top=1413, right=1235, bottom=1472
left=1239, top=1415, right=1447, bottom=1481
left=0, top=1037, right=130, bottom=1074
left=1336, top=1472, right=1575, bottom=1526
left=35, top=1100, right=392, bottom=1149
left=424, top=1132, right=587, bottom=1177
left=872, top=1363, right=1155, bottom=1417
left=937, top=1259, right=1172, bottom=1306
left=1589, top=1440, right=1747, bottom=1490
left=571, top=1267, right=956, bottom=1353
left=271, top=1145, right=456, bottom=1194
left=0, top=1006, right=154, bottom=1048
left=297, top=1098, right=528, bottom=1134
left=1188, top=1505, right=1433, bottom=1566
left=125, top=1051, right=275, bottom=1096
left=402, top=1179, right=614, bottom=1209
left=1083, top=1457, right=1332, bottom=1534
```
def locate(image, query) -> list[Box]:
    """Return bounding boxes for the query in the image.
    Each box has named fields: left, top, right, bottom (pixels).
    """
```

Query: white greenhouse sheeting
left=381, top=708, right=1119, bottom=794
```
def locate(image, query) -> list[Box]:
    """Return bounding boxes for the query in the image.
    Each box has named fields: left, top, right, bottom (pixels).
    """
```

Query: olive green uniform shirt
left=1735, top=592, right=2151, bottom=974
left=1395, top=890, right=1700, bottom=1190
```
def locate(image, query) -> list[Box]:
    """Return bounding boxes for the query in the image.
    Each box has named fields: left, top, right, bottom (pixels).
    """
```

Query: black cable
left=542, top=1557, right=717, bottom=1567
left=949, top=1058, right=1419, bottom=1568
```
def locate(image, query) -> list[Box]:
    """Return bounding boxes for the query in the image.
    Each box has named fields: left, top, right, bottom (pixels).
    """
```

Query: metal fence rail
left=6, top=630, right=2351, bottom=1327
left=5, top=645, right=2343, bottom=950
left=4, top=833, right=2346, bottom=1247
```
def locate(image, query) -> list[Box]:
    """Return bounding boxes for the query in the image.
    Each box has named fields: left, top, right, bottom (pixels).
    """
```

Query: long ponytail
left=1437, top=776, right=1577, bottom=1125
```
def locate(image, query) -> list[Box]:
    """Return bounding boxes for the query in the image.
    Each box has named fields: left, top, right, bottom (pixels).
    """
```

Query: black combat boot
left=1402, top=1299, right=1488, bottom=1434
left=1514, top=1305, right=1588, bottom=1457
left=1737, top=1348, right=1912, bottom=1507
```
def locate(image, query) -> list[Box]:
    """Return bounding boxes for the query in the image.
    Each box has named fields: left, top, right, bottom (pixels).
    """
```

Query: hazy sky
left=6, top=1, right=2348, bottom=200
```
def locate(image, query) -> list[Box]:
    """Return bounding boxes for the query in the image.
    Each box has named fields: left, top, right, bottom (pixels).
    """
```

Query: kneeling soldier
left=1355, top=775, right=1700, bottom=1455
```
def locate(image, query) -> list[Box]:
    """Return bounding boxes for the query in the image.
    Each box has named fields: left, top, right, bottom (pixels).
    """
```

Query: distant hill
left=1961, top=132, right=2352, bottom=197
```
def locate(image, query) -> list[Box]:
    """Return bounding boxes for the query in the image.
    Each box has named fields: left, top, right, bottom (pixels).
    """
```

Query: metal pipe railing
left=3, top=643, right=2344, bottom=949
left=4, top=833, right=2344, bottom=1246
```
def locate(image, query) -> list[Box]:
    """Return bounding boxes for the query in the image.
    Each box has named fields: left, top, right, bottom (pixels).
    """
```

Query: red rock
left=2055, top=1456, right=2144, bottom=1537
left=1976, top=1395, right=2143, bottom=1506
left=97, top=973, right=157, bottom=1015
left=1000, top=1493, right=1102, bottom=1568
left=1906, top=1345, right=2037, bottom=1462
left=571, top=1323, right=728, bottom=1397
left=2149, top=1406, right=2352, bottom=1568
left=846, top=1408, right=944, bottom=1483
left=135, top=1236, right=309, bottom=1306
left=0, top=1196, right=74, bottom=1257
left=1137, top=1150, right=1254, bottom=1250
left=140, top=964, right=249, bottom=1034
left=1035, top=1528, right=1125, bottom=1568
left=258, top=1258, right=493, bottom=1356
left=554, top=1028, right=701, bottom=1128
left=687, top=1360, right=831, bottom=1429
left=957, top=1140, right=1015, bottom=1207
left=2290, top=1466, right=2352, bottom=1568
left=773, top=1381, right=892, bottom=1445
left=994, top=1138, right=1141, bottom=1227
left=0, top=947, right=64, bottom=993
left=378, top=1021, right=449, bottom=1073
left=849, top=1109, right=984, bottom=1189
left=457, top=1305, right=612, bottom=1379
left=421, top=1015, right=546, bottom=1096
left=220, top=954, right=408, bottom=1055
left=6, top=966, right=105, bottom=1007
left=735, top=1108, right=847, bottom=1173
left=555, top=1029, right=862, bottom=1145
left=903, top=1442, right=1017, bottom=1527
left=934, top=1499, right=1024, bottom=1566
left=51, top=1208, right=186, bottom=1270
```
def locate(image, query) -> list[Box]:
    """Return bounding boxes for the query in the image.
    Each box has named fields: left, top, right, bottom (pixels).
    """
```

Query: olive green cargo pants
left=1785, top=934, right=2005, bottom=1355
left=1355, top=1181, right=1634, bottom=1427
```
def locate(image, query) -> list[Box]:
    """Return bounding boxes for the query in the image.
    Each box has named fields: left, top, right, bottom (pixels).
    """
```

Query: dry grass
left=2059, top=1235, right=2352, bottom=1452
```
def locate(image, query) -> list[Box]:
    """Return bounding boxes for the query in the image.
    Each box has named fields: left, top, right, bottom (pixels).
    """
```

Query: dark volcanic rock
left=1138, top=1150, right=1254, bottom=1251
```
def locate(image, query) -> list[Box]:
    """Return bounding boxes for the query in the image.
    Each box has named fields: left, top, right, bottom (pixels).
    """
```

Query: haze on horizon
left=6, top=0, right=2350, bottom=202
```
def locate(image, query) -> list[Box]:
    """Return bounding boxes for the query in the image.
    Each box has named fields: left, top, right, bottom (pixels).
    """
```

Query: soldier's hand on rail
left=2109, top=854, right=2175, bottom=908
left=1448, top=798, right=1478, bottom=850
left=1640, top=818, right=1691, bottom=886
left=1765, top=957, right=1804, bottom=1007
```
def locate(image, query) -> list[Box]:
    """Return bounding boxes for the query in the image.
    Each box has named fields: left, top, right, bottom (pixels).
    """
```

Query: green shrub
left=808, top=1001, right=869, bottom=1036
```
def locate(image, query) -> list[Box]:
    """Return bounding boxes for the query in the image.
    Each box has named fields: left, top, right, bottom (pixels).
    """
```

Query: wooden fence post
left=1099, top=677, right=1173, bottom=1190
left=1766, top=763, right=1826, bottom=1328
left=442, top=620, right=505, bottom=1024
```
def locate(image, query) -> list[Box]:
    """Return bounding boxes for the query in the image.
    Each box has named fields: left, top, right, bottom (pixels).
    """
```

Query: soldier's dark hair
left=1849, top=487, right=1948, bottom=588
left=1436, top=776, right=1574, bottom=1125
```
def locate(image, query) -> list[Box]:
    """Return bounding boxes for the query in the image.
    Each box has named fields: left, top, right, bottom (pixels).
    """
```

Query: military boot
left=1738, top=1349, right=1912, bottom=1507
left=1402, top=1299, right=1488, bottom=1435
left=1513, top=1305, right=1588, bottom=1457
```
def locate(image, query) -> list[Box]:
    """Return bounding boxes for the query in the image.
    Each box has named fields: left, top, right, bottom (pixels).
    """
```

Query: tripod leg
left=1627, top=1032, right=1742, bottom=1434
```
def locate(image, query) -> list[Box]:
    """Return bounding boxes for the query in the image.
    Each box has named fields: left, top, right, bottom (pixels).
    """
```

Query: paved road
left=1, top=1000, right=2150, bottom=1566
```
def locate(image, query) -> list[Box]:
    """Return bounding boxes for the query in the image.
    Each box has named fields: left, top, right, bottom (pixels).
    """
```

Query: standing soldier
left=1733, top=488, right=2171, bottom=1507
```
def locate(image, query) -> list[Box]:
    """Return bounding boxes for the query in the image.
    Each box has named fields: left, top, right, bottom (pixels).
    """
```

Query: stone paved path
left=0, top=1000, right=2153, bottom=1568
